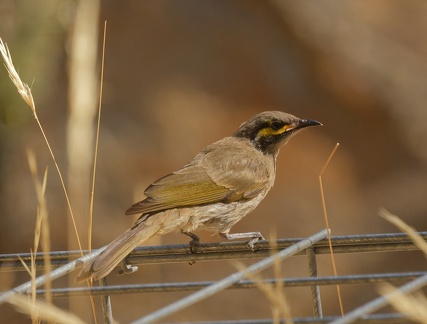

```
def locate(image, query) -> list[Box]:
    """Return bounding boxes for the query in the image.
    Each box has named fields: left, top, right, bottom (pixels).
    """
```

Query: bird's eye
left=270, top=121, right=283, bottom=131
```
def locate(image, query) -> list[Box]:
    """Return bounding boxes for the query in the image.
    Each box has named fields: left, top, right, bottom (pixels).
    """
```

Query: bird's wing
left=126, top=137, right=274, bottom=215
left=125, top=139, right=273, bottom=216
left=204, top=149, right=272, bottom=202
left=125, top=164, right=231, bottom=215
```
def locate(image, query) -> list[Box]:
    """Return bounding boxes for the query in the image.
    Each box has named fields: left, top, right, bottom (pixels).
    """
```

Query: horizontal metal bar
left=1, top=232, right=425, bottom=272
left=123, top=242, right=419, bottom=267
left=34, top=272, right=426, bottom=298
left=133, top=229, right=329, bottom=324
left=0, top=247, right=106, bottom=305
left=1, top=231, right=421, bottom=323
left=167, top=313, right=408, bottom=323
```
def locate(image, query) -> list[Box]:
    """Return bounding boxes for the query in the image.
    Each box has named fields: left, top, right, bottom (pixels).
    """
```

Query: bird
left=77, top=111, right=322, bottom=282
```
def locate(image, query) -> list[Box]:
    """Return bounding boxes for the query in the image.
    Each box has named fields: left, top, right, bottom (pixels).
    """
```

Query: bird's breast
left=181, top=185, right=271, bottom=235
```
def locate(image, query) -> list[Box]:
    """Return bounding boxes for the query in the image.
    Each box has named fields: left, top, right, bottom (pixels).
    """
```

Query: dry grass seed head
left=0, top=38, right=35, bottom=112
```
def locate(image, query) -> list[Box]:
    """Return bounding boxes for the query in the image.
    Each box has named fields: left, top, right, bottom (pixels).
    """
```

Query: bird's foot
left=220, top=232, right=265, bottom=251
left=247, top=234, right=265, bottom=251
left=117, top=259, right=138, bottom=276
left=181, top=230, right=201, bottom=254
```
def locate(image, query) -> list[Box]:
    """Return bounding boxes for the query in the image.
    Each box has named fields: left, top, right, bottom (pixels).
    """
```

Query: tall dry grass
left=0, top=38, right=82, bottom=252
left=378, top=209, right=427, bottom=323
left=1, top=1, right=102, bottom=320
left=27, top=150, right=52, bottom=308
left=0, top=37, right=87, bottom=323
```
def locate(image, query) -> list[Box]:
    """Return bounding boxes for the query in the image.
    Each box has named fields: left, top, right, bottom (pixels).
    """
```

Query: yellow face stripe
left=256, top=124, right=292, bottom=139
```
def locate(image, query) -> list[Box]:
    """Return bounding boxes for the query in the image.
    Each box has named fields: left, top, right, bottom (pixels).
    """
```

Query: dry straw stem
left=379, top=208, right=427, bottom=256
left=233, top=233, right=293, bottom=324
left=16, top=256, right=39, bottom=324
left=378, top=208, right=427, bottom=323
left=27, top=150, right=52, bottom=305
left=318, top=143, right=344, bottom=316
left=378, top=284, right=427, bottom=324
left=6, top=294, right=85, bottom=324
left=89, top=20, right=107, bottom=253
left=26, top=151, right=49, bottom=323
left=0, top=38, right=83, bottom=252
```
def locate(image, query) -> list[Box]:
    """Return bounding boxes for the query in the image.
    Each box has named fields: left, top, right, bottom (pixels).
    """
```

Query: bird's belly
left=181, top=189, right=269, bottom=235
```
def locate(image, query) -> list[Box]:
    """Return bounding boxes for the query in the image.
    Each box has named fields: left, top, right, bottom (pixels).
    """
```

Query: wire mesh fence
left=1, top=230, right=426, bottom=323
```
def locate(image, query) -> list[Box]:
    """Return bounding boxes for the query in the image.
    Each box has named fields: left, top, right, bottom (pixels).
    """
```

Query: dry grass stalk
left=0, top=38, right=83, bottom=252
left=17, top=256, right=39, bottom=324
left=379, top=208, right=427, bottom=256
left=378, top=208, right=427, bottom=323
left=234, top=233, right=294, bottom=324
left=1, top=36, right=87, bottom=321
left=318, top=143, right=344, bottom=315
left=89, top=19, right=107, bottom=254
left=86, top=20, right=107, bottom=323
left=27, top=150, right=52, bottom=305
left=6, top=294, right=85, bottom=324
left=378, top=284, right=427, bottom=323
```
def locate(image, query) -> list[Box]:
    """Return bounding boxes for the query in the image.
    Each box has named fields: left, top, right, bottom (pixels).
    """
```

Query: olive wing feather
left=125, top=139, right=272, bottom=215
left=125, top=165, right=231, bottom=215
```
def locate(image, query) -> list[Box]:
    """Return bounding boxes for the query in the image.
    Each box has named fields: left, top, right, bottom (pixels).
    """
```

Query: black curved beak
left=297, top=119, right=323, bottom=129
left=286, top=119, right=322, bottom=133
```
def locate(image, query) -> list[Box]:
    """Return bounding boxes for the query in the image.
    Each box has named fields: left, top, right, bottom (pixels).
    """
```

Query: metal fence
left=1, top=230, right=426, bottom=323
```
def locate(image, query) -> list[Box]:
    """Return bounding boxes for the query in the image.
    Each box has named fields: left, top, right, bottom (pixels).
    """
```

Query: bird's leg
left=220, top=232, right=265, bottom=251
left=181, top=230, right=201, bottom=254
left=117, top=259, right=138, bottom=276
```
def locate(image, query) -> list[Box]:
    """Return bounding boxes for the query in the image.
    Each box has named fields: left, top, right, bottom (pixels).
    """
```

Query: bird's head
left=234, top=111, right=322, bottom=156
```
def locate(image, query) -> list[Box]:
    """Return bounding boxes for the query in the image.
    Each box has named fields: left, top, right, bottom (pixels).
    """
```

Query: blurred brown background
left=1, top=0, right=426, bottom=322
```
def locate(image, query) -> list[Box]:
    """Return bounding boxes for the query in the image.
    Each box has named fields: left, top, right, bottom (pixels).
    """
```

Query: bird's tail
left=76, top=218, right=161, bottom=282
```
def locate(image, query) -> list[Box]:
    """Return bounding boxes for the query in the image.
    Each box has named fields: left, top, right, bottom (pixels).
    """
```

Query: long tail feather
left=76, top=220, right=161, bottom=282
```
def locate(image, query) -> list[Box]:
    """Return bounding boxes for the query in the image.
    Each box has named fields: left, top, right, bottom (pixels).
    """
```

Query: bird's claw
left=118, top=260, right=138, bottom=276
left=181, top=230, right=201, bottom=254
left=220, top=231, right=265, bottom=251
left=189, top=239, right=201, bottom=254
left=247, top=234, right=265, bottom=251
